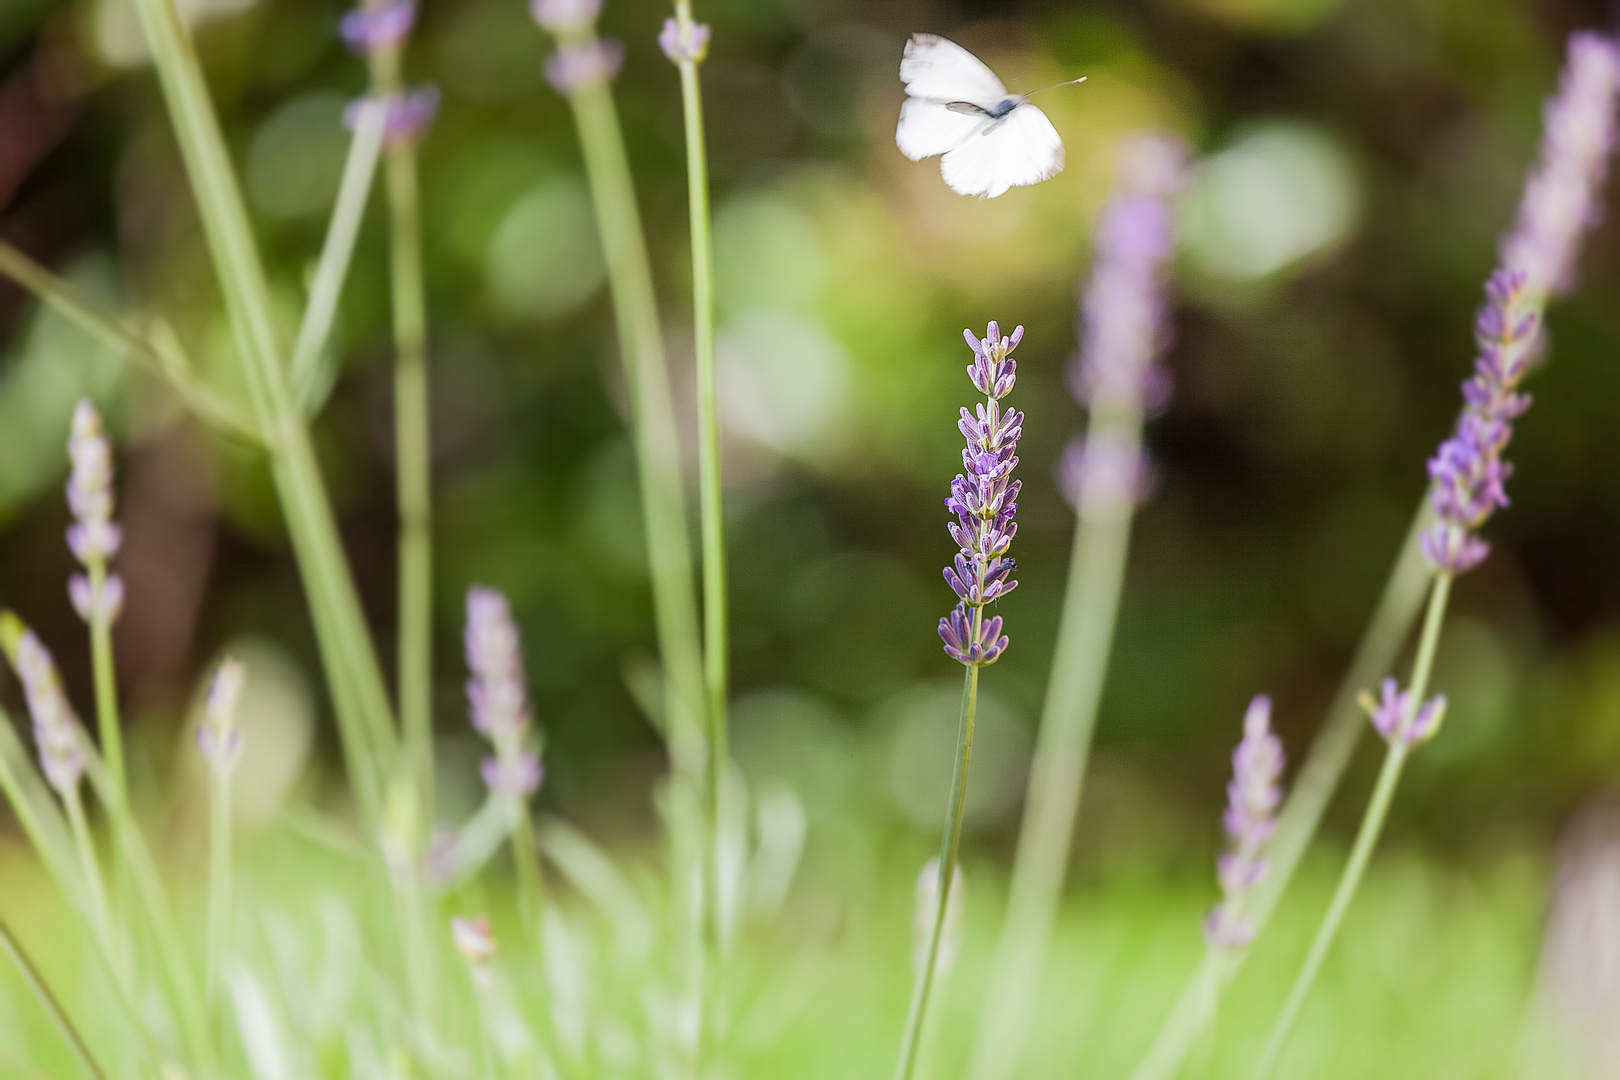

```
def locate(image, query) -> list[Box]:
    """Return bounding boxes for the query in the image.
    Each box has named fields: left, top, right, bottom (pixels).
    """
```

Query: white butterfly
left=896, top=33, right=1084, bottom=200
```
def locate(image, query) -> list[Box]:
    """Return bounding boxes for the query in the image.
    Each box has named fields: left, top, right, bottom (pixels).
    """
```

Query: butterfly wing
left=896, top=97, right=994, bottom=161
left=938, top=102, right=1065, bottom=199
left=898, top=34, right=1006, bottom=102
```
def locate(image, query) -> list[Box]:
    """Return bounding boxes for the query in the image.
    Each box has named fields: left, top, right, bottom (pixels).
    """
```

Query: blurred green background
left=2, top=0, right=1620, bottom=1074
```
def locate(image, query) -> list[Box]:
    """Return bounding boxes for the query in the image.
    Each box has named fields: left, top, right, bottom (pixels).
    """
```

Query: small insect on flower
left=896, top=34, right=1086, bottom=199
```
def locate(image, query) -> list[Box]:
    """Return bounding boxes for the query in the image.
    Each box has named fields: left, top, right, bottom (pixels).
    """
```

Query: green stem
left=205, top=764, right=232, bottom=1001
left=61, top=788, right=114, bottom=960
left=127, top=0, right=398, bottom=827
left=965, top=407, right=1141, bottom=1080
left=670, top=0, right=730, bottom=1051
left=0, top=918, right=108, bottom=1080
left=510, top=806, right=544, bottom=929
left=84, top=562, right=124, bottom=805
left=895, top=644, right=982, bottom=1080
left=290, top=97, right=386, bottom=411
left=557, top=33, right=707, bottom=794
left=1250, top=571, right=1452, bottom=1080
left=0, top=240, right=258, bottom=439
left=367, top=35, right=437, bottom=834
left=1128, top=504, right=1433, bottom=1078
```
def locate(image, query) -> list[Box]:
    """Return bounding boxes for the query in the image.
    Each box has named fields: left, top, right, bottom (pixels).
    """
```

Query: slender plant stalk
left=84, top=563, right=123, bottom=803
left=1250, top=571, right=1452, bottom=1080
left=511, top=809, right=545, bottom=926
left=554, top=28, right=708, bottom=795
left=290, top=99, right=387, bottom=409
left=0, top=918, right=108, bottom=1080
left=365, top=40, right=437, bottom=830
left=966, top=403, right=1141, bottom=1080
left=0, top=240, right=258, bottom=438
left=1129, top=504, right=1433, bottom=1078
left=669, top=0, right=731, bottom=1050
left=895, top=627, right=983, bottom=1080
left=126, top=0, right=398, bottom=826
left=60, top=788, right=114, bottom=962
left=205, top=763, right=232, bottom=1000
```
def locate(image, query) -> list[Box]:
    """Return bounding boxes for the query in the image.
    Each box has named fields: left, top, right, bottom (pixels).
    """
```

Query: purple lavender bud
left=339, top=1, right=415, bottom=56
left=1205, top=695, right=1285, bottom=951
left=12, top=630, right=85, bottom=794
left=68, top=573, right=124, bottom=625
left=1499, top=33, right=1620, bottom=300
left=937, top=602, right=1008, bottom=666
left=1069, top=134, right=1185, bottom=416
left=658, top=18, right=711, bottom=64
left=1360, top=678, right=1448, bottom=747
left=65, top=402, right=121, bottom=576
left=344, top=87, right=439, bottom=147
left=1056, top=435, right=1158, bottom=510
left=196, top=658, right=246, bottom=772
left=544, top=40, right=624, bottom=94
left=530, top=0, right=601, bottom=32
left=480, top=750, right=544, bottom=799
left=451, top=914, right=497, bottom=965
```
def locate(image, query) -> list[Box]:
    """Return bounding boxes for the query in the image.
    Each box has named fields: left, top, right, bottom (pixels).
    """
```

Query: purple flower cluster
left=545, top=41, right=624, bottom=94
left=1360, top=678, right=1447, bottom=748
left=1499, top=33, right=1620, bottom=300
left=1421, top=271, right=1536, bottom=574
left=344, top=88, right=439, bottom=149
left=339, top=0, right=415, bottom=56
left=465, top=587, right=543, bottom=801
left=1205, top=696, right=1285, bottom=950
left=65, top=402, right=124, bottom=626
left=12, top=629, right=84, bottom=795
left=1060, top=134, right=1184, bottom=508
left=938, top=323, right=1023, bottom=667
left=658, top=18, right=711, bottom=64
left=1422, top=33, right=1620, bottom=576
left=530, top=0, right=601, bottom=32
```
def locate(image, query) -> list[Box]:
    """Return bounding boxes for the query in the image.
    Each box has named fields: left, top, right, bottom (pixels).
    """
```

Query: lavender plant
left=896, top=321, right=1024, bottom=1080
left=1250, top=31, right=1620, bottom=1078
left=1135, top=28, right=1620, bottom=1079
left=1205, top=696, right=1287, bottom=954
left=968, top=133, right=1184, bottom=1080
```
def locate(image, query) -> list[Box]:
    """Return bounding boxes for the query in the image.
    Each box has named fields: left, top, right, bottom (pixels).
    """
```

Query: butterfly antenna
left=1025, top=75, right=1088, bottom=97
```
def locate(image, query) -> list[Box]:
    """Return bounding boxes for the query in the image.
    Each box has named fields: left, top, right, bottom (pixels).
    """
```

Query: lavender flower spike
left=659, top=18, right=711, bottom=64
left=466, top=587, right=543, bottom=801
left=1422, top=34, right=1620, bottom=577
left=196, top=658, right=246, bottom=772
left=65, top=401, right=124, bottom=625
left=344, top=87, right=439, bottom=148
left=1205, top=695, right=1285, bottom=950
left=1499, top=33, right=1620, bottom=300
left=938, top=323, right=1024, bottom=667
left=0, top=620, right=86, bottom=795
left=531, top=0, right=601, bottom=33
left=545, top=41, right=624, bottom=94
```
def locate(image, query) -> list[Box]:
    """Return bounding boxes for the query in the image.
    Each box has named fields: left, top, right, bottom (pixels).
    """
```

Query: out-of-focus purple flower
left=1360, top=678, right=1447, bottom=747
left=1069, top=134, right=1184, bottom=413
left=1499, top=33, right=1620, bottom=300
left=1056, top=435, right=1158, bottom=510
left=196, top=658, right=246, bottom=772
left=544, top=40, right=624, bottom=94
left=344, top=87, right=438, bottom=148
left=658, top=18, right=711, bottom=64
left=1422, top=34, right=1620, bottom=576
left=937, top=323, right=1024, bottom=667
left=65, top=401, right=124, bottom=627
left=340, top=0, right=415, bottom=55
left=12, top=629, right=84, bottom=795
left=480, top=750, right=543, bottom=800
left=1420, top=270, right=1536, bottom=575
left=530, top=0, right=601, bottom=32
left=1205, top=696, right=1285, bottom=951
left=465, top=587, right=543, bottom=803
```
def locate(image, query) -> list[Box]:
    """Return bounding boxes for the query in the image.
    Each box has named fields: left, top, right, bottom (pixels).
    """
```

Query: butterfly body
left=895, top=34, right=1076, bottom=199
